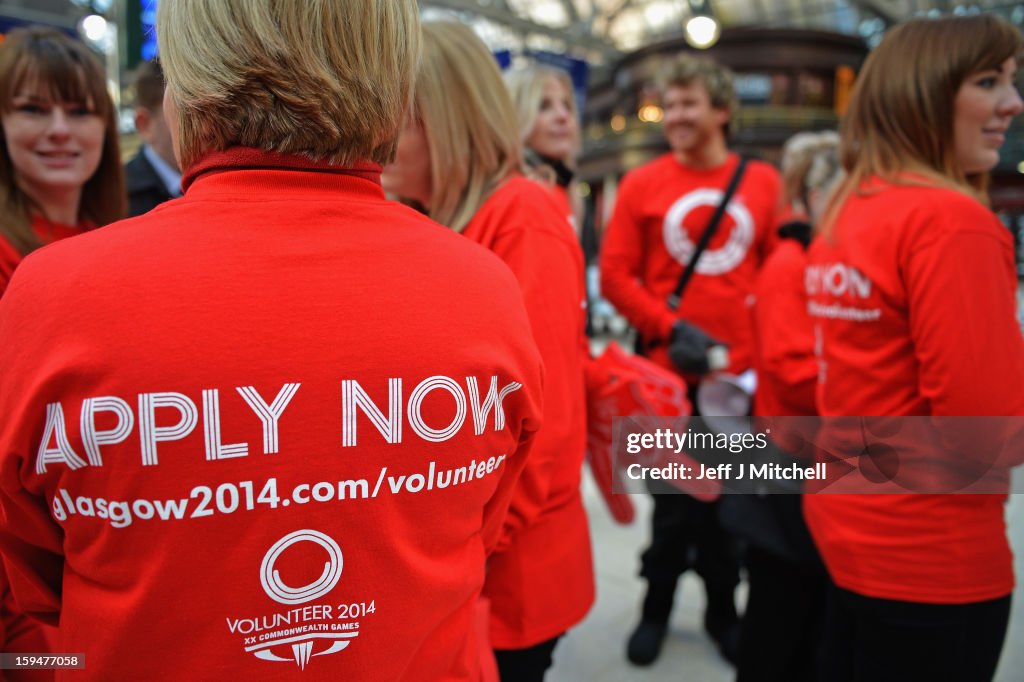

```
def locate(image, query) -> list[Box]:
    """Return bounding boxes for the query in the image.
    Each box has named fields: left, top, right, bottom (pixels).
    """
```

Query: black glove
left=667, top=321, right=725, bottom=375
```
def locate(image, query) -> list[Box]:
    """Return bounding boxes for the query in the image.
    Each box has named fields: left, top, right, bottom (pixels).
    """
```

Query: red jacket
left=466, top=177, right=594, bottom=649
left=0, top=148, right=545, bottom=680
left=600, top=153, right=781, bottom=376
left=804, top=178, right=1024, bottom=603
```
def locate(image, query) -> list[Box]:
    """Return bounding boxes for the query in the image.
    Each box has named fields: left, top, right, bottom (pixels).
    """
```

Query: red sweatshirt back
left=0, top=149, right=545, bottom=680
left=804, top=178, right=1024, bottom=603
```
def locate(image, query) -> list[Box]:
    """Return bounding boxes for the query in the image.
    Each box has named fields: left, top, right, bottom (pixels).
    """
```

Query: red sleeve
left=599, top=173, right=676, bottom=343
left=0, top=469, right=64, bottom=629
left=483, top=202, right=586, bottom=554
left=0, top=564, right=54, bottom=682
left=905, top=211, right=1024, bottom=466
left=906, top=222, right=1024, bottom=416
left=472, top=263, right=548, bottom=555
left=0, top=267, right=64, bottom=629
left=480, top=426, right=541, bottom=555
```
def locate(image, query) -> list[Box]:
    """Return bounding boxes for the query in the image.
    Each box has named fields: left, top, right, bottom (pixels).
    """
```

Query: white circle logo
left=662, top=189, right=754, bottom=275
left=260, top=529, right=343, bottom=605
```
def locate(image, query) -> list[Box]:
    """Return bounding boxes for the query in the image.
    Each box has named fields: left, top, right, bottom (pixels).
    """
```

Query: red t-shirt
left=0, top=216, right=90, bottom=297
left=752, top=236, right=817, bottom=417
left=465, top=176, right=594, bottom=649
left=600, top=152, right=781, bottom=376
left=804, top=178, right=1024, bottom=603
left=0, top=148, right=545, bottom=680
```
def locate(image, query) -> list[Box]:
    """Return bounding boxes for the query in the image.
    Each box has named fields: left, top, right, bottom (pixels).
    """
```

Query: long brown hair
left=0, top=27, right=125, bottom=255
left=822, top=15, right=1023, bottom=237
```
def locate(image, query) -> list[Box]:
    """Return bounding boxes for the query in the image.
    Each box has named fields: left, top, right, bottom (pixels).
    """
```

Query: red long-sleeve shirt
left=752, top=235, right=817, bottom=417
left=0, top=148, right=545, bottom=680
left=600, top=152, right=781, bottom=376
left=466, top=176, right=594, bottom=649
left=804, top=178, right=1024, bottom=603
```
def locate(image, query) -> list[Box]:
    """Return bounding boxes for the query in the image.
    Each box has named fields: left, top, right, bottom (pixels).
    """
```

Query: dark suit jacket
left=124, top=149, right=176, bottom=217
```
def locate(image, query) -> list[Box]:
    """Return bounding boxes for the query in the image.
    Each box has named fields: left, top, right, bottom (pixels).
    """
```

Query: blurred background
left=3, top=2, right=1023, bottom=678
left=3, top=1, right=1023, bottom=302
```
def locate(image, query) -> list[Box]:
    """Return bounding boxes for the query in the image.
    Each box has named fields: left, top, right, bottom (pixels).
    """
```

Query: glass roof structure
left=421, top=0, right=1024, bottom=63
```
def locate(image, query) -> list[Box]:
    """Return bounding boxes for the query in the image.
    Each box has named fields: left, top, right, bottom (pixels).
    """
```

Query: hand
left=667, top=321, right=726, bottom=375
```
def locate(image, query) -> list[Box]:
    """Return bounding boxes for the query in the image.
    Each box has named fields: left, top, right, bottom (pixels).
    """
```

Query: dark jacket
left=124, top=149, right=175, bottom=217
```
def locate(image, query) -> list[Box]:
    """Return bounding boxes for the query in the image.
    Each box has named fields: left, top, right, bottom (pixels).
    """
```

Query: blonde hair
left=412, top=21, right=522, bottom=231
left=822, top=14, right=1023, bottom=237
left=780, top=130, right=841, bottom=215
left=505, top=66, right=579, bottom=151
left=661, top=54, right=738, bottom=135
left=156, top=0, right=419, bottom=170
left=0, top=27, right=124, bottom=255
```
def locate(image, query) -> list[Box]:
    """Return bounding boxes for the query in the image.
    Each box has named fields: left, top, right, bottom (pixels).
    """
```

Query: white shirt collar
left=142, top=144, right=183, bottom=197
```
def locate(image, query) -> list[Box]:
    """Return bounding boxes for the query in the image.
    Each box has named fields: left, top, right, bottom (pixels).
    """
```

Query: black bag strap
left=666, top=156, right=748, bottom=311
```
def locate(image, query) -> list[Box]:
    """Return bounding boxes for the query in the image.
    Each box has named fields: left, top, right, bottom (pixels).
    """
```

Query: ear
left=714, top=106, right=730, bottom=129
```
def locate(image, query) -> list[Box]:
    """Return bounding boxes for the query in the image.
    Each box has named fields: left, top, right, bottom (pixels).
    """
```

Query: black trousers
left=736, top=545, right=827, bottom=682
left=819, top=584, right=1011, bottom=682
left=640, top=491, right=741, bottom=590
left=494, top=635, right=562, bottom=682
left=639, top=383, right=742, bottom=623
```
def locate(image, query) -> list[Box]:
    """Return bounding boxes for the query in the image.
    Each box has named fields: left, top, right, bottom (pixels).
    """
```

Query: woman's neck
left=27, top=186, right=82, bottom=226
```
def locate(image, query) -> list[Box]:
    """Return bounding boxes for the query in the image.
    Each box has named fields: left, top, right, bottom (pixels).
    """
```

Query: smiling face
left=525, top=75, right=577, bottom=161
left=953, top=56, right=1023, bottom=175
left=662, top=80, right=729, bottom=158
left=2, top=77, right=104, bottom=208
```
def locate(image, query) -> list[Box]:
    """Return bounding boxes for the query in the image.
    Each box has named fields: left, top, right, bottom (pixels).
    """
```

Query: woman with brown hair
left=805, top=14, right=1024, bottom=681
left=383, top=21, right=593, bottom=681
left=0, top=26, right=124, bottom=294
left=0, top=26, right=124, bottom=673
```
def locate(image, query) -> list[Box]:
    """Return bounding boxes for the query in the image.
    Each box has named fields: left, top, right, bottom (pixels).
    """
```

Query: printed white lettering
left=236, top=383, right=300, bottom=454
left=138, top=393, right=198, bottom=466
left=80, top=397, right=133, bottom=466
left=203, top=389, right=249, bottom=461
left=408, top=376, right=467, bottom=443
left=342, top=378, right=403, bottom=446
left=35, top=403, right=88, bottom=473
left=805, top=263, right=872, bottom=299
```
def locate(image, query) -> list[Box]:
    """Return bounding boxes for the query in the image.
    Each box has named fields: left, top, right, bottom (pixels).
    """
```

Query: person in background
left=600, top=53, right=781, bottom=667
left=0, top=28, right=124, bottom=673
left=736, top=131, right=841, bottom=682
left=0, top=2, right=545, bottom=680
left=804, top=14, right=1024, bottom=682
left=0, top=26, right=124, bottom=295
left=505, top=65, right=581, bottom=229
left=383, top=21, right=593, bottom=682
left=125, top=59, right=181, bottom=216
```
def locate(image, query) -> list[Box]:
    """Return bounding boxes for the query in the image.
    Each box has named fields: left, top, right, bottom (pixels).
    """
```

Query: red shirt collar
left=181, top=147, right=383, bottom=193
